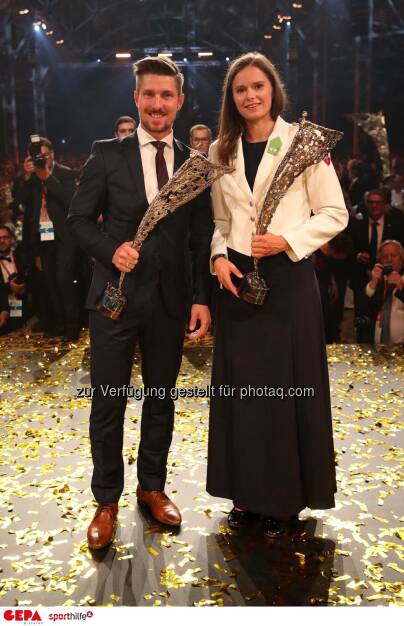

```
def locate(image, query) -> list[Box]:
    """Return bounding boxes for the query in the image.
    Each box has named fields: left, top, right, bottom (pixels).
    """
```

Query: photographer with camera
left=365, top=240, right=404, bottom=346
left=21, top=136, right=82, bottom=340
left=349, top=188, right=404, bottom=342
left=0, top=224, right=30, bottom=334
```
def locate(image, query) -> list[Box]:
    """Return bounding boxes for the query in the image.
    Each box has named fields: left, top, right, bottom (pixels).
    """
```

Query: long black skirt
left=207, top=249, right=337, bottom=517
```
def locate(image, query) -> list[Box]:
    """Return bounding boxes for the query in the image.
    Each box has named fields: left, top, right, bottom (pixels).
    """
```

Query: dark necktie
left=369, top=221, right=378, bottom=262
left=151, top=141, right=169, bottom=190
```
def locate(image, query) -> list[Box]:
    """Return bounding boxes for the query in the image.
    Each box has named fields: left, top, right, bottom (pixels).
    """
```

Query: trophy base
left=96, top=283, right=127, bottom=320
left=238, top=272, right=269, bottom=306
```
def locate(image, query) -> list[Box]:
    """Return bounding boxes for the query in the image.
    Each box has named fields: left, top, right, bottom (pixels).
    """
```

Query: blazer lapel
left=253, top=116, right=294, bottom=208
left=228, top=136, right=253, bottom=202
left=121, top=131, right=147, bottom=204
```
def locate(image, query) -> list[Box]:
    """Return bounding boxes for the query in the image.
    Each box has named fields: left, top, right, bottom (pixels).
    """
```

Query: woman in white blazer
left=207, top=52, right=348, bottom=536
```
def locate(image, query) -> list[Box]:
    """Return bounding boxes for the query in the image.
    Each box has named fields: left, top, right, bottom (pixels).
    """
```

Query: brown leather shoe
left=136, top=485, right=181, bottom=526
left=87, top=503, right=118, bottom=550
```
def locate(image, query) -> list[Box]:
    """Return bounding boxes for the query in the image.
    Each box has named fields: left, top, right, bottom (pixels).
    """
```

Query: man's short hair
left=27, top=136, right=53, bottom=157
left=364, top=189, right=385, bottom=203
left=0, top=224, right=14, bottom=238
left=189, top=124, right=212, bottom=139
left=133, top=56, right=184, bottom=94
left=114, top=115, right=136, bottom=133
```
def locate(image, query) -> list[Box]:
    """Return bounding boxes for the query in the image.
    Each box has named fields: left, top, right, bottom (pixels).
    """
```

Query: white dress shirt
left=137, top=125, right=174, bottom=204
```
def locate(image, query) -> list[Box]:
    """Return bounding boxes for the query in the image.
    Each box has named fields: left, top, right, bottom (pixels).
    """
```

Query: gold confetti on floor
left=0, top=331, right=403, bottom=606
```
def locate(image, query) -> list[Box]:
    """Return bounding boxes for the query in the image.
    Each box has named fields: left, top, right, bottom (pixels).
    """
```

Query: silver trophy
left=97, top=153, right=232, bottom=319
left=238, top=112, right=344, bottom=306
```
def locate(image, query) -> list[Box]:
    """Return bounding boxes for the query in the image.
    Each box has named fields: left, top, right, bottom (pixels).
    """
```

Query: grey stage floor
left=0, top=330, right=403, bottom=606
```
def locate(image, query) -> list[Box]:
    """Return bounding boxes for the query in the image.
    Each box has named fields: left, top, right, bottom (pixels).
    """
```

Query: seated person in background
left=365, top=239, right=404, bottom=347
left=0, top=289, right=9, bottom=334
left=114, top=115, right=136, bottom=138
left=349, top=188, right=404, bottom=342
left=0, top=224, right=30, bottom=334
left=189, top=124, right=212, bottom=155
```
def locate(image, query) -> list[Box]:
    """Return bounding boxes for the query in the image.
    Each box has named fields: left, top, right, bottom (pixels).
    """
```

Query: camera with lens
left=29, top=134, right=48, bottom=169
left=382, top=264, right=393, bottom=276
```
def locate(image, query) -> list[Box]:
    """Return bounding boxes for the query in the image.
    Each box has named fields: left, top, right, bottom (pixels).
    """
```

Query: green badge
left=267, top=136, right=282, bottom=155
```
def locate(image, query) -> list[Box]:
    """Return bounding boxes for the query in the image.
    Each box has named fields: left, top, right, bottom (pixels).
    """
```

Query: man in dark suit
left=67, top=56, right=213, bottom=550
left=349, top=188, right=404, bottom=341
left=0, top=224, right=30, bottom=334
left=21, top=137, right=82, bottom=340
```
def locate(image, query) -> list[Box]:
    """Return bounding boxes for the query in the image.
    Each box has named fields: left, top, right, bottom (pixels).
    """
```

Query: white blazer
left=209, top=116, right=349, bottom=270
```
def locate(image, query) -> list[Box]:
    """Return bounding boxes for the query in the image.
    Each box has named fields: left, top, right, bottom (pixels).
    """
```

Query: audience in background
left=0, top=130, right=403, bottom=346
left=21, top=136, right=84, bottom=341
left=114, top=115, right=137, bottom=138
left=313, top=233, right=353, bottom=343
left=348, top=188, right=404, bottom=342
left=189, top=124, right=212, bottom=155
left=0, top=224, right=30, bottom=334
left=365, top=240, right=404, bottom=346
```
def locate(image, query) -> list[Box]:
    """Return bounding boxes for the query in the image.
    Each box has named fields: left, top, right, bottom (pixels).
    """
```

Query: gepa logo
left=3, top=610, right=42, bottom=623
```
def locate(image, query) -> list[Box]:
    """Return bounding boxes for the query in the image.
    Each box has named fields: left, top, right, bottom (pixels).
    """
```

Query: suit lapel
left=231, top=136, right=253, bottom=201
left=173, top=138, right=187, bottom=172
left=121, top=131, right=147, bottom=204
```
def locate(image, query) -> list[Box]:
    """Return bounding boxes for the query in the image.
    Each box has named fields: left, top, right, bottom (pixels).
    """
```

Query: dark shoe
left=87, top=503, right=118, bottom=550
left=227, top=507, right=261, bottom=528
left=263, top=514, right=299, bottom=537
left=136, top=485, right=181, bottom=526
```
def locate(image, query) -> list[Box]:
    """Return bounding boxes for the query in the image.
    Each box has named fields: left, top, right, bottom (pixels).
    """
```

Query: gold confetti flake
left=0, top=336, right=403, bottom=607
left=147, top=547, right=159, bottom=557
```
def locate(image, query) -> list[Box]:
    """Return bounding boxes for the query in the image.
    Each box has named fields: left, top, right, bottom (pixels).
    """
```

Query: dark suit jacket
left=66, top=132, right=213, bottom=319
left=348, top=212, right=404, bottom=289
left=22, top=163, right=77, bottom=260
left=0, top=247, right=31, bottom=317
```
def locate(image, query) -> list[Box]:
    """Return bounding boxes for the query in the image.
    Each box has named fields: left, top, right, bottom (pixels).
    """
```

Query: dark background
left=1, top=0, right=404, bottom=160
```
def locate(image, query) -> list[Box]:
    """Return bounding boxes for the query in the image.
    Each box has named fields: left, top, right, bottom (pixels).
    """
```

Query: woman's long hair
left=216, top=52, right=287, bottom=165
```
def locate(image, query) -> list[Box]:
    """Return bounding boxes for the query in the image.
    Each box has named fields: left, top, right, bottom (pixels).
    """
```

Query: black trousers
left=36, top=240, right=81, bottom=332
left=89, top=293, right=186, bottom=504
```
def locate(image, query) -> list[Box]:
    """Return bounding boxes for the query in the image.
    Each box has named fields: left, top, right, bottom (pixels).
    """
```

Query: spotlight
left=18, top=9, right=29, bottom=15
left=183, top=57, right=188, bottom=62
left=97, top=58, right=101, bottom=63
left=115, top=52, right=131, bottom=59
left=273, top=25, right=281, bottom=30
left=158, top=52, right=172, bottom=57
left=225, top=56, right=230, bottom=61
left=56, top=39, right=64, bottom=45
left=33, top=22, right=41, bottom=32
left=287, top=21, right=291, bottom=26
left=61, top=139, right=66, bottom=144
left=41, top=22, right=47, bottom=30
left=198, top=52, right=213, bottom=57
left=264, top=35, right=273, bottom=40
